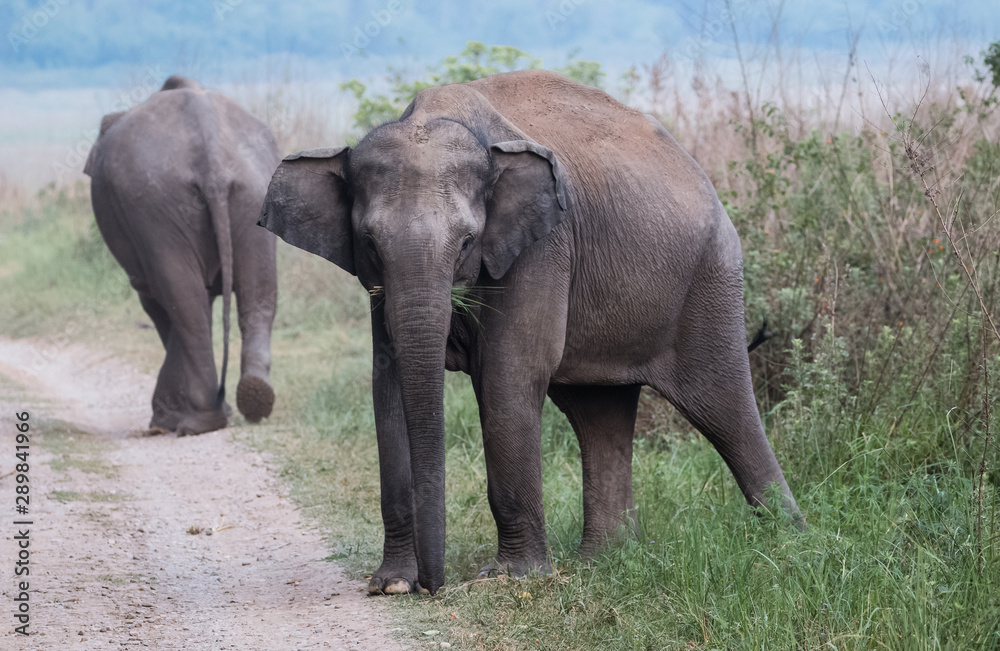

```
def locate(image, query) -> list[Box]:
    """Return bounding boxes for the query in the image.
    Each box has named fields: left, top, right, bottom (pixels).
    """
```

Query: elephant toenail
left=383, top=578, right=413, bottom=594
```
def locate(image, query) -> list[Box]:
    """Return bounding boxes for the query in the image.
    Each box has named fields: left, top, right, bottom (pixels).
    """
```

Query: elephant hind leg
left=148, top=268, right=227, bottom=436
left=648, top=271, right=800, bottom=520
left=548, top=383, right=641, bottom=558
left=232, top=195, right=277, bottom=423
left=139, top=293, right=172, bottom=348
left=175, top=407, right=227, bottom=437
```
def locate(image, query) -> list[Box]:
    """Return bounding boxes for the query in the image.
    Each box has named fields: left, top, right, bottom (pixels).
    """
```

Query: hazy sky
left=2, top=0, right=998, bottom=89
left=2, top=0, right=998, bottom=190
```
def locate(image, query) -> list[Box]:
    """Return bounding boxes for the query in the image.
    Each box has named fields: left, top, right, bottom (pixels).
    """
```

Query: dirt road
left=0, top=337, right=400, bottom=649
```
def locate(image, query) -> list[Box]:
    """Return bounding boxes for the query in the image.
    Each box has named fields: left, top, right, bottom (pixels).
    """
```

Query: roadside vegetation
left=1, top=38, right=998, bottom=650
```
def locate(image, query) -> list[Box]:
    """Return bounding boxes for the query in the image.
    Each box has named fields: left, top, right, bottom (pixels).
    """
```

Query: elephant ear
left=258, top=147, right=356, bottom=275
left=483, top=140, right=569, bottom=279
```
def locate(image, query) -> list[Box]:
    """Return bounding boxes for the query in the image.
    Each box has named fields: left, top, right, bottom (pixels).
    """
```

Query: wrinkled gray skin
left=85, top=75, right=279, bottom=435
left=260, top=70, right=801, bottom=596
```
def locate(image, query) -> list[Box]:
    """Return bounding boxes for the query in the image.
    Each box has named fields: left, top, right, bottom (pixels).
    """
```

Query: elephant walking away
left=261, top=69, right=802, bottom=595
left=85, top=75, right=279, bottom=436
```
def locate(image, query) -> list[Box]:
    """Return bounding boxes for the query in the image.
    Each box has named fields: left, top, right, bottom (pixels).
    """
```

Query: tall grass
left=0, top=182, right=133, bottom=337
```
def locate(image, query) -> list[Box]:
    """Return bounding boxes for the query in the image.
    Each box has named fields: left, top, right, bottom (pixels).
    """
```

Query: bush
left=339, top=41, right=605, bottom=132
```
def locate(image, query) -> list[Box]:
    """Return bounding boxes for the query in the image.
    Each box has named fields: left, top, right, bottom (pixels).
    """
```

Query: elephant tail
left=207, top=192, right=233, bottom=407
left=747, top=315, right=771, bottom=353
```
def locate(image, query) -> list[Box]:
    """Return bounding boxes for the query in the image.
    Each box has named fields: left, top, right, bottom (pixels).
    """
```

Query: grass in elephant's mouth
left=450, top=285, right=503, bottom=322
left=366, top=284, right=503, bottom=322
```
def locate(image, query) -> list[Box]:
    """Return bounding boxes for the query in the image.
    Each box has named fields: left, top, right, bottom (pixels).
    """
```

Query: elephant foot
left=576, top=542, right=605, bottom=561
left=175, top=409, right=228, bottom=436
left=149, top=410, right=180, bottom=433
left=368, top=558, right=427, bottom=596
left=367, top=576, right=429, bottom=596
left=236, top=375, right=274, bottom=423
left=477, top=557, right=551, bottom=580
left=578, top=522, right=637, bottom=560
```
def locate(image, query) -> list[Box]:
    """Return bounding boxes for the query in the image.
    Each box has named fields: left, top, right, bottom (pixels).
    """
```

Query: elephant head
left=258, top=85, right=569, bottom=593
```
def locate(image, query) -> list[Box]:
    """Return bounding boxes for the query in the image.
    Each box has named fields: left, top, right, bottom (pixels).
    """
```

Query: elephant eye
left=363, top=233, right=379, bottom=258
left=460, top=234, right=474, bottom=252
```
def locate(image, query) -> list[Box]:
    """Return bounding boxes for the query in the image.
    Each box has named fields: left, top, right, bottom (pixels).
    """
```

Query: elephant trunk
left=383, top=272, right=453, bottom=595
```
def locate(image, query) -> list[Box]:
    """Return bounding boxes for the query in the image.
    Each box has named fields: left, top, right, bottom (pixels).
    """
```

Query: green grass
left=0, top=184, right=133, bottom=335
left=2, top=107, right=998, bottom=649
left=49, top=490, right=134, bottom=503
left=262, top=350, right=999, bottom=650
left=33, top=418, right=120, bottom=477
left=243, top=301, right=998, bottom=648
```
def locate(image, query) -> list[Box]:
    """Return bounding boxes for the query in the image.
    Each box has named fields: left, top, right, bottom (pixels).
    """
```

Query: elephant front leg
left=475, top=376, right=549, bottom=578
left=368, top=305, right=422, bottom=595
